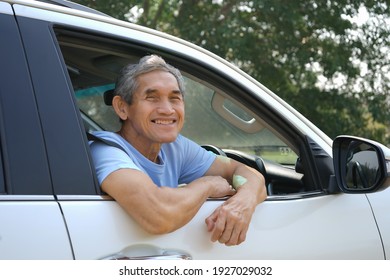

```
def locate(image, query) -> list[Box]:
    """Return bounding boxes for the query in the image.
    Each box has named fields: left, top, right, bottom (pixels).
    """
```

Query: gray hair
left=114, top=55, right=185, bottom=104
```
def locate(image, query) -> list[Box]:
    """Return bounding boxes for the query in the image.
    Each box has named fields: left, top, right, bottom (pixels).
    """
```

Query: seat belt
left=87, top=132, right=127, bottom=154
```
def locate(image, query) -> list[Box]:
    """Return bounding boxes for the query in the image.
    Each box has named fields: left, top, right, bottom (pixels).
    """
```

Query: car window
left=57, top=29, right=298, bottom=166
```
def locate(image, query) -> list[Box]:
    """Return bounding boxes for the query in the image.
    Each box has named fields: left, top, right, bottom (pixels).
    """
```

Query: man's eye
left=170, top=96, right=182, bottom=101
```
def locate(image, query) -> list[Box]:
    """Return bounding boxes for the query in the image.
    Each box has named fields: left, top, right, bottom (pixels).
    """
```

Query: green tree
left=75, top=0, right=390, bottom=144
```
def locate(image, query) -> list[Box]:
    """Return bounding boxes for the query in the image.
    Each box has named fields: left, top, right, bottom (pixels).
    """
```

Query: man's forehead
left=137, top=71, right=180, bottom=91
left=138, top=69, right=177, bottom=80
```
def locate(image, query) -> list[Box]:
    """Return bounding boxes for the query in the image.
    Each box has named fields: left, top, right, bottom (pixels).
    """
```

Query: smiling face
left=118, top=70, right=185, bottom=157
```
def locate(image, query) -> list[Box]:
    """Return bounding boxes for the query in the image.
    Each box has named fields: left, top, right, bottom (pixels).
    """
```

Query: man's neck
left=117, top=129, right=161, bottom=163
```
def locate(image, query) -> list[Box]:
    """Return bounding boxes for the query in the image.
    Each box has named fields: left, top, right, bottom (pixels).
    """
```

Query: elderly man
left=90, top=55, right=266, bottom=246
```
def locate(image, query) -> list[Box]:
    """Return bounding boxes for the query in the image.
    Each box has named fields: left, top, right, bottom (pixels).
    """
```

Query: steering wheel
left=201, top=144, right=227, bottom=157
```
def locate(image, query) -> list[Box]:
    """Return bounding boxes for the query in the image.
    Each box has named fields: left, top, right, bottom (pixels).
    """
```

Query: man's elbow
left=141, top=217, right=179, bottom=235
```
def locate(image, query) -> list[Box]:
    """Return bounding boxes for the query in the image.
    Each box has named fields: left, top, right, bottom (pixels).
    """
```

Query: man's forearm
left=232, top=165, right=267, bottom=205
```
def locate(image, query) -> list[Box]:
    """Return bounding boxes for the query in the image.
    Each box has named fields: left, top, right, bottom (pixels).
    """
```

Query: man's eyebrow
left=171, top=89, right=182, bottom=95
left=144, top=88, right=182, bottom=95
left=144, top=88, right=158, bottom=94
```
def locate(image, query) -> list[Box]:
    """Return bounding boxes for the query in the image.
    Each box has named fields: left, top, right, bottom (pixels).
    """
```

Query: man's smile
left=152, top=119, right=176, bottom=125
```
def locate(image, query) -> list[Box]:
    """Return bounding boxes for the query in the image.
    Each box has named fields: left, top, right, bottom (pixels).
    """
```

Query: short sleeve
left=177, top=136, right=217, bottom=184
left=89, top=141, right=141, bottom=185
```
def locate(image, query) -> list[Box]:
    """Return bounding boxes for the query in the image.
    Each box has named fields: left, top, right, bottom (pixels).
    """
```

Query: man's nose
left=157, top=99, right=175, bottom=114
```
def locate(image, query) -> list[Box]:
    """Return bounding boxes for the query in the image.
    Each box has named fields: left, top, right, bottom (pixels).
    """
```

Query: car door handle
left=102, top=252, right=192, bottom=260
left=100, top=244, right=192, bottom=260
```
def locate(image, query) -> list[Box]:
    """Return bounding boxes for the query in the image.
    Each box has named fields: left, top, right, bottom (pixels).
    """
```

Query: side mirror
left=333, top=136, right=390, bottom=193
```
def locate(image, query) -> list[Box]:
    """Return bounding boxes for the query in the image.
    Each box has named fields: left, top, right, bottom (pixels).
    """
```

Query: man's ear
left=112, top=95, right=128, bottom=121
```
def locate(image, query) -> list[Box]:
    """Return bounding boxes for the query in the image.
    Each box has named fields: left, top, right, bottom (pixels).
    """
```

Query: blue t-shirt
left=89, top=131, right=216, bottom=188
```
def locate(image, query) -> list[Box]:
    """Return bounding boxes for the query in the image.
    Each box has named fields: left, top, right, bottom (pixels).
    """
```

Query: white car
left=0, top=0, right=389, bottom=260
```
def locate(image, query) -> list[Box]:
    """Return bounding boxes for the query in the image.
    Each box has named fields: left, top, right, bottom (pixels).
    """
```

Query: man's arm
left=101, top=168, right=234, bottom=234
left=204, top=156, right=267, bottom=246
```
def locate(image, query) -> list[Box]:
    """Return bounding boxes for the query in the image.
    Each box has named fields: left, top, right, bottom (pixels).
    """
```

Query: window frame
left=14, top=17, right=99, bottom=195
left=0, top=12, right=53, bottom=195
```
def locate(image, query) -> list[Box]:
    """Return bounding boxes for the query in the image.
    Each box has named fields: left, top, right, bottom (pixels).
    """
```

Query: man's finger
left=205, top=209, right=218, bottom=232
left=210, top=208, right=226, bottom=242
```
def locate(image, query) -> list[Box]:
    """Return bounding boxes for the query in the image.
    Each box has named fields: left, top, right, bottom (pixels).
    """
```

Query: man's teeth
left=154, top=120, right=174, bottom=124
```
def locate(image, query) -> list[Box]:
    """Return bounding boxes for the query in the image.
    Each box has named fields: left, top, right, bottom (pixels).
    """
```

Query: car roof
left=33, top=0, right=110, bottom=17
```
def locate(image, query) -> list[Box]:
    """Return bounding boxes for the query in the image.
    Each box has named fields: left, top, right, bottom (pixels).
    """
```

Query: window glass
left=180, top=77, right=298, bottom=164
left=76, top=83, right=120, bottom=132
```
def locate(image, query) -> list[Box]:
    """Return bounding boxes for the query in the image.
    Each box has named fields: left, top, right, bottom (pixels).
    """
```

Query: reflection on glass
left=344, top=142, right=379, bottom=190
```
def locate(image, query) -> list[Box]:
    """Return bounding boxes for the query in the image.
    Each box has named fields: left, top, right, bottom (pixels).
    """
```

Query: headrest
left=103, top=89, right=115, bottom=106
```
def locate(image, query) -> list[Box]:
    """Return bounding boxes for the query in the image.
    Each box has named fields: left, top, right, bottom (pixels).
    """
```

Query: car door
left=59, top=193, right=383, bottom=260
left=55, top=27, right=383, bottom=259
left=12, top=2, right=385, bottom=259
left=0, top=2, right=73, bottom=259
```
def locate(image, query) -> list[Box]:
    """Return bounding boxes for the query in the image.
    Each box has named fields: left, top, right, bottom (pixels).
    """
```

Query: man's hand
left=203, top=157, right=266, bottom=246
left=205, top=194, right=255, bottom=246
left=193, top=175, right=236, bottom=198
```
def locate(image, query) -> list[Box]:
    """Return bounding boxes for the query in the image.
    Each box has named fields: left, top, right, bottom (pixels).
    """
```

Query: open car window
left=55, top=28, right=320, bottom=196
left=57, top=30, right=298, bottom=166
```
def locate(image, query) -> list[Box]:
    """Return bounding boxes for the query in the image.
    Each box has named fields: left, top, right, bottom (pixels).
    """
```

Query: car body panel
left=367, top=189, right=390, bottom=259
left=0, top=1, right=12, bottom=14
left=59, top=194, right=383, bottom=260
left=0, top=197, right=73, bottom=259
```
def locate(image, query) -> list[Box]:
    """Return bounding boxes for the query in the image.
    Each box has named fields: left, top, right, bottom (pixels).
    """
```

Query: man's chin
left=155, top=134, right=179, bottom=144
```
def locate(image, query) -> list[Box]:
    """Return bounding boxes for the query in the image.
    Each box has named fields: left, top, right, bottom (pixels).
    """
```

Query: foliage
left=75, top=0, right=390, bottom=144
